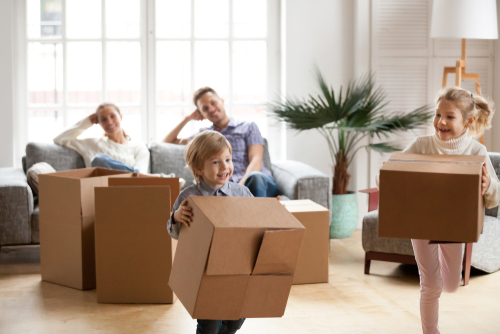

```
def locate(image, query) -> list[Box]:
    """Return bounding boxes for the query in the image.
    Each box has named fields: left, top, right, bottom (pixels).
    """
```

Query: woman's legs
left=412, top=239, right=463, bottom=334
left=90, top=154, right=139, bottom=174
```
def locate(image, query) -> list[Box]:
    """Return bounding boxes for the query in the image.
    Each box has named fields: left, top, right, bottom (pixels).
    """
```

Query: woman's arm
left=53, top=116, right=94, bottom=146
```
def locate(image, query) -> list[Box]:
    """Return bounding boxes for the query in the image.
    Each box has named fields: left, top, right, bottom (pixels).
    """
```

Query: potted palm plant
left=268, top=70, right=434, bottom=238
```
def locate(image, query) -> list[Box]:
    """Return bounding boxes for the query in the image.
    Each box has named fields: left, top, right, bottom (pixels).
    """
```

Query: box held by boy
left=169, top=196, right=305, bottom=320
left=94, top=177, right=179, bottom=304
left=281, top=200, right=329, bottom=284
left=38, top=168, right=134, bottom=290
left=378, top=153, right=485, bottom=243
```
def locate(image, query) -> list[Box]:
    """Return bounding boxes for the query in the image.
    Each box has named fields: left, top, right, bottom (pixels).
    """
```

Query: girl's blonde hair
left=95, top=103, right=131, bottom=141
left=436, top=87, right=495, bottom=137
left=184, top=130, right=232, bottom=184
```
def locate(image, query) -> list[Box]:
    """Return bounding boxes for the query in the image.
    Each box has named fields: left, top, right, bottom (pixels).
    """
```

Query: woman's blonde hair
left=436, top=87, right=495, bottom=137
left=184, top=131, right=232, bottom=184
left=95, top=103, right=131, bottom=140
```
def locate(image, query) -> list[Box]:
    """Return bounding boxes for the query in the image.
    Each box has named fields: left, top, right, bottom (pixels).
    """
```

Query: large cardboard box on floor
left=38, top=168, right=134, bottom=290
left=378, top=153, right=485, bottom=243
left=281, top=200, right=329, bottom=284
left=94, top=177, right=179, bottom=304
left=169, top=196, right=305, bottom=320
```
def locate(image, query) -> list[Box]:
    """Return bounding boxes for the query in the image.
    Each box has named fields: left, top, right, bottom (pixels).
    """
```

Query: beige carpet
left=1, top=230, right=499, bottom=334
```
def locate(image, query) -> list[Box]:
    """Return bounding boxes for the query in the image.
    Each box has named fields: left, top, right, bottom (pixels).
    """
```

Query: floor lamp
left=431, top=0, right=498, bottom=96
left=430, top=0, right=498, bottom=279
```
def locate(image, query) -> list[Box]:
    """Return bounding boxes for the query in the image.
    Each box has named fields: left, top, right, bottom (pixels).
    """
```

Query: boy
left=167, top=130, right=251, bottom=334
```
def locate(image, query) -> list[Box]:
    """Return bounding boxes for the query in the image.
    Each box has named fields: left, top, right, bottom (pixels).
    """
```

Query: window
left=23, top=0, right=281, bottom=153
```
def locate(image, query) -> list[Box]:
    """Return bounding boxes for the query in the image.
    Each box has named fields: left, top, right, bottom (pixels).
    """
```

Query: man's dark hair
left=193, top=86, right=219, bottom=107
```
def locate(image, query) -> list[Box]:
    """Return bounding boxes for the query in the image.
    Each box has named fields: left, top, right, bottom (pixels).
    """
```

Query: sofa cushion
left=471, top=215, right=500, bottom=273
left=26, top=142, right=85, bottom=172
left=149, top=142, right=195, bottom=185
left=0, top=168, right=33, bottom=246
left=26, top=162, right=56, bottom=196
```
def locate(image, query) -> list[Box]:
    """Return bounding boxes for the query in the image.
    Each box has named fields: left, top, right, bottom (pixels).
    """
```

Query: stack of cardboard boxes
left=39, top=168, right=331, bottom=319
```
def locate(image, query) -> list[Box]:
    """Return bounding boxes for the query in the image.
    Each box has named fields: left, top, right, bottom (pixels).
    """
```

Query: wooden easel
left=441, top=38, right=484, bottom=144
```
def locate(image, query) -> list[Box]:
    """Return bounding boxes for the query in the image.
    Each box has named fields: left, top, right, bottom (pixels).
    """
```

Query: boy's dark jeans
left=196, top=319, right=245, bottom=334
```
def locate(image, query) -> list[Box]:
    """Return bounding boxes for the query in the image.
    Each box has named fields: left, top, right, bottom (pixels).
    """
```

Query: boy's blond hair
left=184, top=131, right=232, bottom=184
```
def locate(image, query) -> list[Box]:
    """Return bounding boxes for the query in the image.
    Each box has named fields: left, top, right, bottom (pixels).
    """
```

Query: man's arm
left=162, top=109, right=203, bottom=144
left=238, top=144, right=263, bottom=185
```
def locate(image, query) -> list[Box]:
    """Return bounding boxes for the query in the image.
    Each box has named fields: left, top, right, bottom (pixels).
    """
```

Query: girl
left=391, top=87, right=500, bottom=334
left=53, top=103, right=149, bottom=174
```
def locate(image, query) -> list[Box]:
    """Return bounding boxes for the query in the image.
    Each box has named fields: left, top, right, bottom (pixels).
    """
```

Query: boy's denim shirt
left=167, top=180, right=253, bottom=240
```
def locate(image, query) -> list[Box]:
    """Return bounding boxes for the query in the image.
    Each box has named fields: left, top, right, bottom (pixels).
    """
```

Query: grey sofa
left=362, top=152, right=500, bottom=280
left=0, top=141, right=329, bottom=248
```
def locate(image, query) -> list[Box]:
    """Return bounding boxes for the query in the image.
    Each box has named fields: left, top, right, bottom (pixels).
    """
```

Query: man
left=163, top=87, right=278, bottom=197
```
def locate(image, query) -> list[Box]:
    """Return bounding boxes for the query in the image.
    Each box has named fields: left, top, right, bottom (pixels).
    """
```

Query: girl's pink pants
left=411, top=239, right=464, bottom=334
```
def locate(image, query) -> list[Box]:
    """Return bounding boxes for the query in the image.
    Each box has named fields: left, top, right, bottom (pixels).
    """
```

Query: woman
left=53, top=103, right=149, bottom=174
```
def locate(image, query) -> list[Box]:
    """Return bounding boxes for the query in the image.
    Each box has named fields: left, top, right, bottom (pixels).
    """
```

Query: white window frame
left=148, top=0, right=282, bottom=147
left=15, top=0, right=283, bottom=163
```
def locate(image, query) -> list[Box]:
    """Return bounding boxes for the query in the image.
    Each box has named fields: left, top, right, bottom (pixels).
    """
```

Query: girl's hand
left=173, top=200, right=192, bottom=227
left=482, top=164, right=491, bottom=196
left=89, top=113, right=98, bottom=124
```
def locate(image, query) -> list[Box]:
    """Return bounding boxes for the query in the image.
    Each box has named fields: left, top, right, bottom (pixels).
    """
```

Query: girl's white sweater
left=377, top=131, right=500, bottom=209
left=53, top=117, right=150, bottom=173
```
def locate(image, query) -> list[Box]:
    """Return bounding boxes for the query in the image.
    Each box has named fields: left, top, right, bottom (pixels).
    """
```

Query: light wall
left=284, top=0, right=370, bottom=226
left=0, top=0, right=15, bottom=168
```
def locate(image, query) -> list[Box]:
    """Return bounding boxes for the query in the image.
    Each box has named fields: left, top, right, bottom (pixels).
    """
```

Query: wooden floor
left=1, top=230, right=499, bottom=334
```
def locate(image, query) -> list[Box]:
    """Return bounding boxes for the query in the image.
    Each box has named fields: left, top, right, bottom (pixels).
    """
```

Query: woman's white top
left=53, top=117, right=150, bottom=173
left=376, top=131, right=500, bottom=209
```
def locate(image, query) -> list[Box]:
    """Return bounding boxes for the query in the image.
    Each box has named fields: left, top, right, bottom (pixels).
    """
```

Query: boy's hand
left=173, top=200, right=192, bottom=227
left=277, top=195, right=281, bottom=201
left=482, top=163, right=491, bottom=196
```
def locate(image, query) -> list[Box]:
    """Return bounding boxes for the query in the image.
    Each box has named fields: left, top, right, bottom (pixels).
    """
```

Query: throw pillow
left=26, top=162, right=56, bottom=196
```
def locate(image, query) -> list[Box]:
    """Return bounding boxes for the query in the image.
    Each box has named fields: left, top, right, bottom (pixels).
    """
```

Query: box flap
left=281, top=200, right=329, bottom=213
left=168, top=197, right=215, bottom=315
left=206, top=228, right=267, bottom=275
left=193, top=274, right=249, bottom=320
left=93, top=168, right=133, bottom=177
left=252, top=229, right=304, bottom=275
left=108, top=177, right=179, bottom=210
left=39, top=174, right=82, bottom=217
left=94, top=186, right=174, bottom=303
left=189, top=196, right=305, bottom=229
left=201, top=197, right=304, bottom=276
left=240, top=275, right=294, bottom=318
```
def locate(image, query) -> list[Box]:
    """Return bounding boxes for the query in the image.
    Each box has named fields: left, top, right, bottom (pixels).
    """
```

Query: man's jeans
left=244, top=171, right=279, bottom=197
left=196, top=319, right=245, bottom=334
left=90, top=154, right=140, bottom=174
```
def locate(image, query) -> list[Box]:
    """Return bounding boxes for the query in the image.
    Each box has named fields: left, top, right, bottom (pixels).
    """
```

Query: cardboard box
left=378, top=153, right=485, bottom=242
left=94, top=177, right=179, bottom=304
left=38, top=168, right=133, bottom=290
left=281, top=200, right=329, bottom=284
left=168, top=196, right=305, bottom=320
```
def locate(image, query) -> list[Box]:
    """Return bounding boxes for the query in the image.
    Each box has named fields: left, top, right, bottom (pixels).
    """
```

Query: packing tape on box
left=389, top=158, right=484, bottom=165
